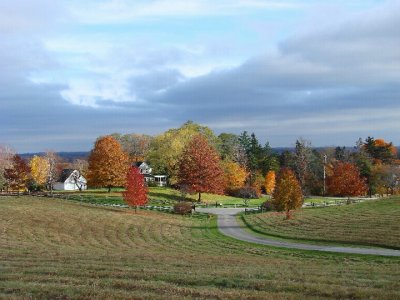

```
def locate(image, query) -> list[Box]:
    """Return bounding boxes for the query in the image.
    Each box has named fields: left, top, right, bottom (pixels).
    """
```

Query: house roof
left=59, top=169, right=75, bottom=182
left=134, top=161, right=144, bottom=167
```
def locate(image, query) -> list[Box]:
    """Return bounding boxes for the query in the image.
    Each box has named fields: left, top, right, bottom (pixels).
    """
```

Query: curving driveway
left=197, top=208, right=400, bottom=257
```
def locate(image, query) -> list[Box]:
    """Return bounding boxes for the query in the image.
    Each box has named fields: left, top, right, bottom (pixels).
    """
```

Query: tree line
left=1, top=121, right=399, bottom=201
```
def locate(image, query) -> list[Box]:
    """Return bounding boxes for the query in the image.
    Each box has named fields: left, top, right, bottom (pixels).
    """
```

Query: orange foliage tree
left=363, top=137, right=397, bottom=164
left=221, top=160, right=247, bottom=192
left=123, top=166, right=148, bottom=212
left=87, top=136, right=129, bottom=192
left=265, top=170, right=276, bottom=195
left=374, top=139, right=397, bottom=156
left=272, top=168, right=303, bottom=219
left=327, top=162, right=368, bottom=197
left=178, top=134, right=225, bottom=202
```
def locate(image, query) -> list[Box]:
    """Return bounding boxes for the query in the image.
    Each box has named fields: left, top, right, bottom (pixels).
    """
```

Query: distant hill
left=18, top=146, right=400, bottom=161
left=19, top=151, right=89, bottom=162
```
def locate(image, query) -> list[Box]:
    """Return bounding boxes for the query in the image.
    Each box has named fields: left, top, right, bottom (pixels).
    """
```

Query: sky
left=1, top=0, right=399, bottom=152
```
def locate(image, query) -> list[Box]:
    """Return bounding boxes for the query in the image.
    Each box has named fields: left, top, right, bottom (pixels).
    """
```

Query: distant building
left=54, top=169, right=87, bottom=191
left=133, top=162, right=167, bottom=187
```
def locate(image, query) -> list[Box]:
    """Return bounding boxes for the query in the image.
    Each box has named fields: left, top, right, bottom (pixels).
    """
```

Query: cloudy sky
left=1, top=0, right=399, bottom=152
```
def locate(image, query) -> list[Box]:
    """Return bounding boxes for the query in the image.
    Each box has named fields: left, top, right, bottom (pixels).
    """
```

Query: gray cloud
left=145, top=1, right=400, bottom=144
left=1, top=0, right=400, bottom=152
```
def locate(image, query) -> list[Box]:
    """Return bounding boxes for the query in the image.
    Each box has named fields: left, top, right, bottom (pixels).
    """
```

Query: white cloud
left=70, top=0, right=297, bottom=24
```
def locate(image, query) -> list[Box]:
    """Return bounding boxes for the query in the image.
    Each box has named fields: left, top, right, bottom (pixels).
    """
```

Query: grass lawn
left=1, top=196, right=400, bottom=299
left=57, top=187, right=267, bottom=207
left=242, top=197, right=400, bottom=249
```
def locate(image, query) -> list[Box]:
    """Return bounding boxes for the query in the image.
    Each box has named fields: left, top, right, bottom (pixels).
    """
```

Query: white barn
left=54, top=169, right=87, bottom=191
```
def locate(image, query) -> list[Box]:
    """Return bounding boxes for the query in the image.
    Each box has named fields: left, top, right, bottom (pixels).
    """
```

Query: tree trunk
left=198, top=192, right=201, bottom=202
left=108, top=186, right=111, bottom=193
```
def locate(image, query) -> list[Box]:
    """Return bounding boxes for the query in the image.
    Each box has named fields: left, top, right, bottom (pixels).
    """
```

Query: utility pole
left=323, top=154, right=327, bottom=196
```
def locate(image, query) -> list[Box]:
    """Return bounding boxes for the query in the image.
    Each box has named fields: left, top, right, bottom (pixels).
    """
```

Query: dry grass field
left=242, top=197, right=400, bottom=249
left=1, top=196, right=400, bottom=299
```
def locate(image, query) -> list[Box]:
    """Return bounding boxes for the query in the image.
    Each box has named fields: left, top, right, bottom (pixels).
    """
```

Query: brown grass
left=0, top=196, right=399, bottom=299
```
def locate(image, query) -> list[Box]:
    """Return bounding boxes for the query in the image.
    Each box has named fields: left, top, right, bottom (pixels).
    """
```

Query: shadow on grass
left=148, top=192, right=185, bottom=202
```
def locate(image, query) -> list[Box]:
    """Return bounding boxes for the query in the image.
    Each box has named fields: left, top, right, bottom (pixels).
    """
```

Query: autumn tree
left=147, top=121, right=217, bottom=184
left=327, top=162, right=368, bottom=197
left=272, top=168, right=303, bottom=219
left=222, top=160, right=247, bottom=192
left=265, top=170, right=276, bottom=195
left=5, top=155, right=30, bottom=195
left=71, top=158, right=89, bottom=176
left=111, top=133, right=153, bottom=162
left=178, top=134, right=225, bottom=202
left=87, top=136, right=129, bottom=192
left=44, top=151, right=61, bottom=195
left=0, top=145, right=15, bottom=191
left=30, top=155, right=49, bottom=188
left=123, top=166, right=148, bottom=212
left=363, top=137, right=397, bottom=164
left=371, top=164, right=400, bottom=196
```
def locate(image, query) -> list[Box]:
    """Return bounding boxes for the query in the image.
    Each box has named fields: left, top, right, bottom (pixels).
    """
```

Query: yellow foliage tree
left=147, top=121, right=217, bottom=184
left=252, top=172, right=265, bottom=196
left=30, top=155, right=49, bottom=187
left=265, top=170, right=276, bottom=195
left=87, top=136, right=129, bottom=192
left=222, top=160, right=247, bottom=192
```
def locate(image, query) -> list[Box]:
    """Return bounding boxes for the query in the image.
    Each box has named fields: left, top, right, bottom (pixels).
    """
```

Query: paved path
left=197, top=208, right=400, bottom=257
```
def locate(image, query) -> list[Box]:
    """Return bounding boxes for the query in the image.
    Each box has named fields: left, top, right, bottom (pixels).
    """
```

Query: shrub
left=261, top=201, right=275, bottom=211
left=147, top=181, right=158, bottom=187
left=173, top=202, right=193, bottom=215
left=229, top=187, right=259, bottom=199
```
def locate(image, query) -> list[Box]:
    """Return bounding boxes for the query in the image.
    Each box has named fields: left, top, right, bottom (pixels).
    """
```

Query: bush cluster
left=228, top=187, right=259, bottom=199
left=173, top=202, right=193, bottom=215
left=261, top=201, right=275, bottom=211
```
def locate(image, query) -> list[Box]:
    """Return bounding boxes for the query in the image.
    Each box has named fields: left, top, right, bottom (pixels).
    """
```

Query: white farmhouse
left=54, top=169, right=87, bottom=191
left=134, top=162, right=167, bottom=187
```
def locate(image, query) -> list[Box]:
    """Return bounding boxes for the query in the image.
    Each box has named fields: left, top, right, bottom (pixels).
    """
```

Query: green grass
left=242, top=197, right=400, bottom=249
left=1, top=196, right=400, bottom=299
left=56, top=187, right=267, bottom=207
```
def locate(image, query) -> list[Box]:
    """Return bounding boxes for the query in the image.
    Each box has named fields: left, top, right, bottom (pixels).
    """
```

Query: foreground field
left=1, top=197, right=399, bottom=299
left=242, top=197, right=400, bottom=249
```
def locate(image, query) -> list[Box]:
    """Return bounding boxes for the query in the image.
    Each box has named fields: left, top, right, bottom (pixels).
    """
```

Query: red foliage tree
left=178, top=134, right=225, bottom=202
left=5, top=155, right=30, bottom=195
left=327, top=162, right=368, bottom=197
left=123, top=166, right=148, bottom=212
